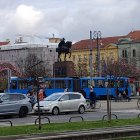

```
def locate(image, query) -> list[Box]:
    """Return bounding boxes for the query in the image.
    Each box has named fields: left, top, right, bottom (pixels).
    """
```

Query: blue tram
left=80, top=77, right=131, bottom=99
left=7, top=76, right=131, bottom=99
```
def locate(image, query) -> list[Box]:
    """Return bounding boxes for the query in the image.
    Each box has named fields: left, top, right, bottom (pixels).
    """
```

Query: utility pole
left=27, top=60, right=43, bottom=130
left=7, top=69, right=11, bottom=93
left=89, top=31, right=93, bottom=85
left=93, top=31, right=101, bottom=77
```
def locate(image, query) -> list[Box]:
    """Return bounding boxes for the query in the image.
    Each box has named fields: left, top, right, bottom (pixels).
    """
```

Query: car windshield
left=44, top=94, right=62, bottom=101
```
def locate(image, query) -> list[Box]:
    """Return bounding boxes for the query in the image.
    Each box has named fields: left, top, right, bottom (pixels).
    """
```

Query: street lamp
left=28, top=60, right=43, bottom=130
left=93, top=31, right=101, bottom=77
left=89, top=31, right=93, bottom=85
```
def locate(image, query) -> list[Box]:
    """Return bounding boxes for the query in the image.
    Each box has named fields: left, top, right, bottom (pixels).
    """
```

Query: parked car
left=0, top=93, right=32, bottom=118
left=33, top=92, right=87, bottom=115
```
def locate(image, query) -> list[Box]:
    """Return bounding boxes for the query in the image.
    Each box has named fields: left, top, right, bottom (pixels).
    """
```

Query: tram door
left=73, top=78, right=80, bottom=92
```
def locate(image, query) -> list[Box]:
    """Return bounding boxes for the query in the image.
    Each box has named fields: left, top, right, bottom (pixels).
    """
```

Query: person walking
left=38, top=89, right=46, bottom=101
left=27, top=89, right=36, bottom=108
left=89, top=86, right=96, bottom=109
left=124, top=85, right=131, bottom=101
left=115, top=86, right=119, bottom=102
left=80, top=88, right=86, bottom=98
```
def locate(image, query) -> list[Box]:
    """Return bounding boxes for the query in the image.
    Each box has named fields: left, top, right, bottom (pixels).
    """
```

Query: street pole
left=93, top=31, right=101, bottom=77
left=36, top=78, right=41, bottom=130
left=90, top=31, right=93, bottom=85
left=7, top=69, right=11, bottom=93
left=36, top=61, right=41, bottom=130
left=27, top=60, right=43, bottom=130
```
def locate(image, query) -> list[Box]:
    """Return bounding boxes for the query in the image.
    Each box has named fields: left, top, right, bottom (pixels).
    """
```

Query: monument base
left=53, top=61, right=76, bottom=77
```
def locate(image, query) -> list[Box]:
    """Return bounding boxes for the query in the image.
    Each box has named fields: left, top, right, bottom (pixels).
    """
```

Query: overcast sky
left=0, top=0, right=140, bottom=43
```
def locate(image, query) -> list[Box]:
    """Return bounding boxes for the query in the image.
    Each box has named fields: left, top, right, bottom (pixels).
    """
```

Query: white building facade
left=0, top=38, right=59, bottom=76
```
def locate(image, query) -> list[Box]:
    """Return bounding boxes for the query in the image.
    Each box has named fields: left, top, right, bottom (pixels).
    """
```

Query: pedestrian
left=80, top=88, right=86, bottom=98
left=124, top=85, right=131, bottom=101
left=27, top=90, right=36, bottom=107
left=89, top=86, right=96, bottom=108
left=115, top=86, right=119, bottom=102
left=38, top=89, right=46, bottom=101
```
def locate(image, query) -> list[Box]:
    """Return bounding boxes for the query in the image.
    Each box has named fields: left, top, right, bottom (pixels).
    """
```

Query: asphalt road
left=0, top=99, right=140, bottom=126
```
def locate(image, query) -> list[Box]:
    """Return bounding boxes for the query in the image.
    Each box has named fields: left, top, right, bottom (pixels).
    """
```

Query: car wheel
left=19, top=107, right=28, bottom=118
left=52, top=107, right=59, bottom=115
left=78, top=105, right=85, bottom=114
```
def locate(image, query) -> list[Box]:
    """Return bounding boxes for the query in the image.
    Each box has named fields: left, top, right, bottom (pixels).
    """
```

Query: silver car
left=33, top=92, right=87, bottom=115
left=0, top=93, right=32, bottom=118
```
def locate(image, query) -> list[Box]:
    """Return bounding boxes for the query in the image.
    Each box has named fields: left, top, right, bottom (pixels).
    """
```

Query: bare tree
left=76, top=62, right=89, bottom=77
left=101, top=58, right=140, bottom=79
left=17, top=53, right=52, bottom=78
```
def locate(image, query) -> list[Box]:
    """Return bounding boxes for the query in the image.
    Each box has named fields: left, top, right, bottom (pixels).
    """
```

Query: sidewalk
left=100, top=99, right=138, bottom=111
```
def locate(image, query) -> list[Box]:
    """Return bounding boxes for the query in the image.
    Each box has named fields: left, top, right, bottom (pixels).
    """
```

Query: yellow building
left=66, top=36, right=121, bottom=77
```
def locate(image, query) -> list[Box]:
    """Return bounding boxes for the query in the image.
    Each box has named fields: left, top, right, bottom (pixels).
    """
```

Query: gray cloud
left=0, top=0, right=140, bottom=43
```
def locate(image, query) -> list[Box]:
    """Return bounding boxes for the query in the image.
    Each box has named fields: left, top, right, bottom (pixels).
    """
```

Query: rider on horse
left=58, top=38, right=65, bottom=50
left=56, top=38, right=72, bottom=61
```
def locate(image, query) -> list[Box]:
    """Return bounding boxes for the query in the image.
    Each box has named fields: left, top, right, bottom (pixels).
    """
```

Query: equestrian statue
left=56, top=38, right=72, bottom=61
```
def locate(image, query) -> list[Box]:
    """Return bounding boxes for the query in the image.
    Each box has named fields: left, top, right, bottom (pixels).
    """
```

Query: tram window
left=44, top=81, right=51, bottom=88
left=91, top=80, right=95, bottom=88
left=96, top=80, right=104, bottom=88
left=55, top=80, right=66, bottom=88
left=18, top=80, right=28, bottom=89
left=82, top=79, right=95, bottom=88
left=105, top=81, right=108, bottom=87
left=110, top=81, right=114, bottom=87
left=82, top=80, right=88, bottom=88
left=45, top=80, right=53, bottom=89
left=50, top=80, right=54, bottom=88
left=68, top=80, right=72, bottom=89
left=106, top=80, right=114, bottom=88
left=11, top=81, right=17, bottom=89
left=118, top=80, right=124, bottom=87
left=82, top=80, right=91, bottom=88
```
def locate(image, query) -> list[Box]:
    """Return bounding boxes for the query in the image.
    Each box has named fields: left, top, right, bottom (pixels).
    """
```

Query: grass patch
left=1, top=118, right=140, bottom=136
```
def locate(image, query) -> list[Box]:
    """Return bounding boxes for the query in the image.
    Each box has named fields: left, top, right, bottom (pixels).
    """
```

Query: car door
left=9, top=94, right=21, bottom=113
left=69, top=94, right=81, bottom=111
left=0, top=94, right=15, bottom=114
left=0, top=94, right=21, bottom=114
left=58, top=94, right=71, bottom=112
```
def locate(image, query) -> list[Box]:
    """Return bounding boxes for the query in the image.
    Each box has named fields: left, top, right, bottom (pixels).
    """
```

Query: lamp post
left=28, top=60, right=43, bottom=130
left=93, top=31, right=101, bottom=77
left=7, top=69, right=11, bottom=93
left=89, top=31, right=93, bottom=80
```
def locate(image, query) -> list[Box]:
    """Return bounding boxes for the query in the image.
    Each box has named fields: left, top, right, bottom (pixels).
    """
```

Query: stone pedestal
left=53, top=61, right=76, bottom=77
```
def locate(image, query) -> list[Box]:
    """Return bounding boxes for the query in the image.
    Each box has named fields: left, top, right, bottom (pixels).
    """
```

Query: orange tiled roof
left=72, top=30, right=140, bottom=50
left=72, top=36, right=124, bottom=50
left=0, top=41, right=10, bottom=46
left=126, top=30, right=140, bottom=41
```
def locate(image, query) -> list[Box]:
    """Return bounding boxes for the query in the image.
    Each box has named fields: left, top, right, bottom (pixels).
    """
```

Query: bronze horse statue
left=56, top=41, right=72, bottom=61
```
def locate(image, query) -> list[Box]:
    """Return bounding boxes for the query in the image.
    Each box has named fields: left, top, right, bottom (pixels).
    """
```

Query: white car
left=0, top=93, right=32, bottom=118
left=33, top=92, right=87, bottom=115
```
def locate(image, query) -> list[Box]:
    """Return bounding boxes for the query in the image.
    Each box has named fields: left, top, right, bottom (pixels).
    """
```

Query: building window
left=122, top=50, right=124, bottom=57
left=84, top=54, right=87, bottom=62
left=72, top=55, right=75, bottom=61
left=133, top=49, right=136, bottom=57
left=78, top=55, right=81, bottom=62
left=122, top=50, right=127, bottom=58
